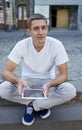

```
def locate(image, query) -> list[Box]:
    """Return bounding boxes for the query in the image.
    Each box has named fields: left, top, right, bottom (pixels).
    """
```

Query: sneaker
left=22, top=105, right=34, bottom=126
left=39, top=109, right=51, bottom=119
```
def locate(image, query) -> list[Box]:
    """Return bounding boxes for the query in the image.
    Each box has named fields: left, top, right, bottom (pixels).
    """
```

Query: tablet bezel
left=22, top=88, right=47, bottom=99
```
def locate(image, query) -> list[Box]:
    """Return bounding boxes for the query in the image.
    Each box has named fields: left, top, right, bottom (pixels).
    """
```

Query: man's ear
left=26, top=28, right=31, bottom=35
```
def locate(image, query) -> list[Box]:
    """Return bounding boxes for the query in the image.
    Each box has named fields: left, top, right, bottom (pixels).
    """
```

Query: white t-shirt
left=8, top=36, right=69, bottom=79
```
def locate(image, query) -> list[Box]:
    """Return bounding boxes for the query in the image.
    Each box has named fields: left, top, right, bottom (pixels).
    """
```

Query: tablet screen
left=22, top=88, right=47, bottom=99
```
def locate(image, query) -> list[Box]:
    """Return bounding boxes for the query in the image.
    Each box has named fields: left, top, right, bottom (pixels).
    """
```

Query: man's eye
left=42, top=26, right=46, bottom=30
left=34, top=27, right=39, bottom=31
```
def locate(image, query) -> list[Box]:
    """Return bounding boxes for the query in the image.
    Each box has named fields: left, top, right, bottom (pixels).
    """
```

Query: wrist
left=47, top=82, right=52, bottom=88
left=49, top=80, right=56, bottom=87
left=15, top=77, right=21, bottom=84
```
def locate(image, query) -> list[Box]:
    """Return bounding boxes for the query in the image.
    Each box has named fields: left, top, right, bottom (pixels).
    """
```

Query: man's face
left=28, top=19, right=48, bottom=46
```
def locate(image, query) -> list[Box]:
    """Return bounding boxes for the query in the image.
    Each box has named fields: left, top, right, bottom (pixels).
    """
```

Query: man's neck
left=33, top=40, right=45, bottom=52
left=34, top=44, right=44, bottom=52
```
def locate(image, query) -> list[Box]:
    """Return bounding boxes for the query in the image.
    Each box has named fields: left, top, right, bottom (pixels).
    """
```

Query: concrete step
left=0, top=98, right=21, bottom=106
left=0, top=121, right=82, bottom=130
left=0, top=103, right=82, bottom=130
left=0, top=80, right=82, bottom=130
left=0, top=103, right=82, bottom=124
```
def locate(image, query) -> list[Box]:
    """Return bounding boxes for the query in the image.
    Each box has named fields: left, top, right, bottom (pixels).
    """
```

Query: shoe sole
left=40, top=110, right=51, bottom=119
left=22, top=117, right=34, bottom=126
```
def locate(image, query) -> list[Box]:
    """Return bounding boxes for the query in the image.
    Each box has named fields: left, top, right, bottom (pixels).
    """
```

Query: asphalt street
left=0, top=29, right=82, bottom=83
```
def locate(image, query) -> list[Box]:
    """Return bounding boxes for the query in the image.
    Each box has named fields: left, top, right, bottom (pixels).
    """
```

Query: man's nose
left=38, top=28, right=43, bottom=34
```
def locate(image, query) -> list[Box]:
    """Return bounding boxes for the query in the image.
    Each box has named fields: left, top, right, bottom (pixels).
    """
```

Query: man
left=0, top=14, right=76, bottom=126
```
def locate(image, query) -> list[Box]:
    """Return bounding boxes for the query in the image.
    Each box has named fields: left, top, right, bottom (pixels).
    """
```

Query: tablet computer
left=22, top=88, right=47, bottom=99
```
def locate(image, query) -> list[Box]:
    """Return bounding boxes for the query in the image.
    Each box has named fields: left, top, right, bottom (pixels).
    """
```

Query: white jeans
left=0, top=79, right=76, bottom=111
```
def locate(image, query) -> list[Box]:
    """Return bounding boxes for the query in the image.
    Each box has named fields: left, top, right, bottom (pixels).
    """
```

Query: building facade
left=35, top=0, right=82, bottom=29
left=0, top=0, right=34, bottom=30
left=0, top=0, right=82, bottom=30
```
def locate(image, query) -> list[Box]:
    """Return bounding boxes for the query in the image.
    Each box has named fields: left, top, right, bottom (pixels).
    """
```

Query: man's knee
left=60, top=82, right=76, bottom=99
left=0, top=81, right=12, bottom=98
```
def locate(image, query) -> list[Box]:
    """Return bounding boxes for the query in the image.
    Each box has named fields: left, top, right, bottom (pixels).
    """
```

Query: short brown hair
left=27, top=13, right=47, bottom=29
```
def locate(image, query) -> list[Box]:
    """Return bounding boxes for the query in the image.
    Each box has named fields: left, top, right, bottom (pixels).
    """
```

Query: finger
left=18, top=85, right=22, bottom=96
left=24, top=83, right=30, bottom=88
left=18, top=88, right=22, bottom=96
left=43, top=89, right=48, bottom=97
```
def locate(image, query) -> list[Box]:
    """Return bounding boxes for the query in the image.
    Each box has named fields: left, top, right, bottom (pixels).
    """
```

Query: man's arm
left=49, top=62, right=68, bottom=87
left=2, top=60, right=29, bottom=95
left=42, top=62, right=68, bottom=97
left=3, top=60, right=19, bottom=83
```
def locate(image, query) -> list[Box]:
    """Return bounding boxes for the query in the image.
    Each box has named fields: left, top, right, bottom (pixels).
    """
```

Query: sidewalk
left=48, top=28, right=82, bottom=36
left=0, top=29, right=82, bottom=83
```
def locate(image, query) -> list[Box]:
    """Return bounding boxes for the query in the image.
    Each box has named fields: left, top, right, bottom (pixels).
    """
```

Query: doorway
left=50, top=6, right=69, bottom=28
left=57, top=9, right=68, bottom=28
left=17, top=5, right=27, bottom=28
left=0, top=6, right=4, bottom=29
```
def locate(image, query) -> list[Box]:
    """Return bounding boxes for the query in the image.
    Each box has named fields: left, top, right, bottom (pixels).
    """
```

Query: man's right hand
left=17, top=79, right=30, bottom=96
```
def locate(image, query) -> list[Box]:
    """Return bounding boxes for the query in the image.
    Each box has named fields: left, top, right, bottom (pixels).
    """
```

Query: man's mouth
left=37, top=36, right=44, bottom=39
